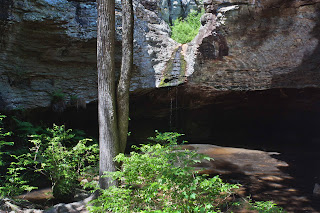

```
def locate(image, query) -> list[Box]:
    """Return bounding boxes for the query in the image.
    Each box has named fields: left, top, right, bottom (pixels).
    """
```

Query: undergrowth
left=87, top=132, right=240, bottom=213
left=0, top=124, right=99, bottom=200
left=0, top=114, right=285, bottom=212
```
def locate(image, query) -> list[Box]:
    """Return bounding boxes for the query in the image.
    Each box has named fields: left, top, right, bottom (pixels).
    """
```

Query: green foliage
left=1, top=124, right=99, bottom=200
left=70, top=94, right=79, bottom=102
left=171, top=10, right=204, bottom=44
left=250, top=200, right=285, bottom=213
left=88, top=132, right=239, bottom=213
left=0, top=114, right=13, bottom=167
left=0, top=159, right=37, bottom=197
left=0, top=114, right=32, bottom=197
left=12, top=117, right=45, bottom=141
left=51, top=89, right=66, bottom=103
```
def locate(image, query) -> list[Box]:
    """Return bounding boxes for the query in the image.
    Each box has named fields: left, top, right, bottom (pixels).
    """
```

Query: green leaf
left=190, top=193, right=196, bottom=199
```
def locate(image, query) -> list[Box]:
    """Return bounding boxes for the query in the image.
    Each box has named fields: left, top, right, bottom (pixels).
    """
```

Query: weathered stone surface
left=187, top=0, right=320, bottom=91
left=0, top=194, right=94, bottom=213
left=181, top=144, right=319, bottom=212
left=0, top=0, right=177, bottom=110
left=0, top=198, right=43, bottom=213
left=16, top=188, right=54, bottom=203
left=182, top=144, right=288, bottom=176
left=43, top=195, right=94, bottom=213
left=1, top=0, right=320, bottom=112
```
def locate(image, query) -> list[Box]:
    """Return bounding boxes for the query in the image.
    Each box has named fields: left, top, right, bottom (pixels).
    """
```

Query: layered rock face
left=188, top=0, right=320, bottom=91
left=1, top=0, right=320, bottom=110
left=0, top=0, right=178, bottom=110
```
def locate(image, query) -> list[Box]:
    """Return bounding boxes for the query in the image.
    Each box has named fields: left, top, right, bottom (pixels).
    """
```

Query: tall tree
left=97, top=0, right=133, bottom=189
left=118, top=0, right=134, bottom=153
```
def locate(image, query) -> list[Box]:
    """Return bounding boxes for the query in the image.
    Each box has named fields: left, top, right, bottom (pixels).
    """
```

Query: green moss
left=159, top=47, right=187, bottom=87
left=159, top=60, right=174, bottom=87
left=180, top=52, right=187, bottom=76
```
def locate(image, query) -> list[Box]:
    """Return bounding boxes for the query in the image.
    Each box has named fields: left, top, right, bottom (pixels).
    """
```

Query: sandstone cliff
left=1, top=0, right=320, bottom=110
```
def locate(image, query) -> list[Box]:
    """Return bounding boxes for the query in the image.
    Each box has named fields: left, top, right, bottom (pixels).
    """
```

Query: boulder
left=181, top=144, right=288, bottom=176
left=0, top=198, right=43, bottom=213
left=182, top=144, right=318, bottom=212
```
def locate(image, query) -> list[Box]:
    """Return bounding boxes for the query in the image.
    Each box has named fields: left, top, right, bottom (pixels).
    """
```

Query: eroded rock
left=0, top=0, right=177, bottom=110
left=188, top=0, right=320, bottom=91
left=1, top=0, right=320, bottom=114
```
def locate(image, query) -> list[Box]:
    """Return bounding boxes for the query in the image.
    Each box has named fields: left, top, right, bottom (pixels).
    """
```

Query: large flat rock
left=182, top=144, right=319, bottom=212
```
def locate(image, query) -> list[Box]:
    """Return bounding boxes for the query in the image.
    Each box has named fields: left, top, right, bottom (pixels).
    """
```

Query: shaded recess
left=0, top=0, right=11, bottom=21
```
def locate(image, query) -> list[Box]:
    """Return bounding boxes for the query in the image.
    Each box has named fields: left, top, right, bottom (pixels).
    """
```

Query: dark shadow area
left=0, top=0, right=11, bottom=21
left=128, top=85, right=320, bottom=212
left=0, top=0, right=12, bottom=49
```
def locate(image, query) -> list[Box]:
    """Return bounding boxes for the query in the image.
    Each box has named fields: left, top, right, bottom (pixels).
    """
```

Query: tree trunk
left=117, top=0, right=134, bottom=153
left=97, top=0, right=119, bottom=189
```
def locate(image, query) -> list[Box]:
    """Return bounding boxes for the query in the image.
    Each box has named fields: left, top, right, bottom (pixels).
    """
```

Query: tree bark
left=97, top=0, right=133, bottom=189
left=97, top=0, right=119, bottom=189
left=117, top=0, right=134, bottom=153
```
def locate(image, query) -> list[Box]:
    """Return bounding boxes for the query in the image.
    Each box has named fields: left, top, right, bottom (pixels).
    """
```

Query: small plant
left=250, top=200, right=285, bottom=213
left=2, top=125, right=99, bottom=200
left=87, top=131, right=239, bottom=212
left=51, top=89, right=66, bottom=103
left=171, top=10, right=204, bottom=44
left=70, top=94, right=79, bottom=103
left=50, top=90, right=67, bottom=112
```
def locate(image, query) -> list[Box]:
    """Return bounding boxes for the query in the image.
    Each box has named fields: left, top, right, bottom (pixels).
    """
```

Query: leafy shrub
left=88, top=132, right=239, bottom=212
left=0, top=114, right=34, bottom=197
left=0, top=159, right=37, bottom=197
left=171, top=10, right=204, bottom=44
left=11, top=117, right=45, bottom=142
left=1, top=124, right=99, bottom=200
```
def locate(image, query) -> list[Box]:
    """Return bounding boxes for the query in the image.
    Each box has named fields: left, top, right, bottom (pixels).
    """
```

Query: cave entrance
left=129, top=85, right=320, bottom=211
left=129, top=86, right=320, bottom=152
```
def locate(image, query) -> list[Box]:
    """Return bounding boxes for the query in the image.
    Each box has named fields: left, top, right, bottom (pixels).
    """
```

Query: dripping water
left=168, top=86, right=179, bottom=131
left=170, top=97, right=173, bottom=130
